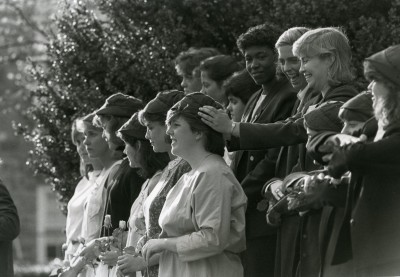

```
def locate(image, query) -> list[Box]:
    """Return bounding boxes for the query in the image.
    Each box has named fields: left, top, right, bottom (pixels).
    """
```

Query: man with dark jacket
left=0, top=179, right=20, bottom=277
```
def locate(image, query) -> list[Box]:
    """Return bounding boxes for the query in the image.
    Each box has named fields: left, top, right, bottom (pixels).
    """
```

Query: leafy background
left=1, top=0, right=400, bottom=214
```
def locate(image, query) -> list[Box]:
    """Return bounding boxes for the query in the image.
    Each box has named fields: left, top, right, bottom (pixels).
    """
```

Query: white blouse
left=158, top=155, right=247, bottom=277
left=81, top=160, right=122, bottom=242
left=64, top=175, right=95, bottom=258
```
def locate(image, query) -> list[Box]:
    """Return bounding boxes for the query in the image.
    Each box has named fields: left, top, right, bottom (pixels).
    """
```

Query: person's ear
left=329, top=55, right=336, bottom=67
left=195, top=131, right=203, bottom=141
left=136, top=140, right=142, bottom=150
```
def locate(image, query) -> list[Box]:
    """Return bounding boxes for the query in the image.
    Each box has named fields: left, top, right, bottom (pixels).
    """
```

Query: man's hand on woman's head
left=198, top=106, right=233, bottom=135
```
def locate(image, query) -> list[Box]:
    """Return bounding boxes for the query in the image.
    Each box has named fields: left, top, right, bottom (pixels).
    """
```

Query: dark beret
left=168, top=92, right=223, bottom=119
left=118, top=112, right=146, bottom=140
left=142, top=90, right=185, bottom=115
left=304, top=101, right=343, bottom=132
left=365, top=44, right=400, bottom=87
left=339, top=91, right=374, bottom=122
left=96, top=93, right=143, bottom=117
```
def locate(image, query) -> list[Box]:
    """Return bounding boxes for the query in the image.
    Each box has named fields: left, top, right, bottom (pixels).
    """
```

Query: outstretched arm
left=328, top=133, right=400, bottom=178
left=199, top=96, right=303, bottom=151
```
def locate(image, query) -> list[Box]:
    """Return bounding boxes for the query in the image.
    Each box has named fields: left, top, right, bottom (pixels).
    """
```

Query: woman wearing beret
left=75, top=94, right=145, bottom=276
left=80, top=112, right=124, bottom=244
left=338, top=91, right=374, bottom=136
left=60, top=112, right=122, bottom=277
left=142, top=93, right=247, bottom=277
left=325, top=45, right=400, bottom=276
left=93, top=93, right=145, bottom=236
left=116, top=113, right=169, bottom=277
left=118, top=90, right=190, bottom=277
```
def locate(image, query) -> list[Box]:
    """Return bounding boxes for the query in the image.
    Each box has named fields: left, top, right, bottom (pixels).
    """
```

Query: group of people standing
left=58, top=22, right=400, bottom=277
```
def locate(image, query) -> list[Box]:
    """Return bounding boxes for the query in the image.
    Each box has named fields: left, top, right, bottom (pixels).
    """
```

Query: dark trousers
left=275, top=214, right=301, bottom=277
left=242, top=234, right=277, bottom=277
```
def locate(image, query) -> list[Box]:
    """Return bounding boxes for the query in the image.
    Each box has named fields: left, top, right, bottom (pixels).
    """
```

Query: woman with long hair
left=116, top=113, right=169, bottom=277
left=76, top=93, right=145, bottom=276
left=60, top=112, right=123, bottom=277
left=326, top=45, right=400, bottom=276
left=92, top=93, right=145, bottom=236
left=63, top=118, right=103, bottom=265
left=114, top=90, right=190, bottom=277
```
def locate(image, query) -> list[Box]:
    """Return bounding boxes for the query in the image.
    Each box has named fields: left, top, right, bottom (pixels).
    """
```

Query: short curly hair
left=236, top=23, right=282, bottom=54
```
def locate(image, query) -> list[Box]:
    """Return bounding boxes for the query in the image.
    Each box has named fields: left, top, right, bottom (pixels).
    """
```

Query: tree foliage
left=17, top=0, right=400, bottom=213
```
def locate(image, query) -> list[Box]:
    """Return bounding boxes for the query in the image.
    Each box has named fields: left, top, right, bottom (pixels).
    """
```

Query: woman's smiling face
left=299, top=54, right=331, bottom=92
left=166, top=116, right=198, bottom=158
left=277, top=45, right=307, bottom=91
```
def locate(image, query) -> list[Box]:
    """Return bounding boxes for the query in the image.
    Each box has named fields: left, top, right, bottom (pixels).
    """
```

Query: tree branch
left=0, top=40, right=47, bottom=50
left=6, top=2, right=50, bottom=40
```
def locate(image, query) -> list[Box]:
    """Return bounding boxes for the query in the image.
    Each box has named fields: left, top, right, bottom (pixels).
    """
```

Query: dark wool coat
left=296, top=84, right=357, bottom=277
left=237, top=83, right=359, bottom=151
left=274, top=86, right=318, bottom=277
left=228, top=77, right=297, bottom=277
left=307, top=117, right=378, bottom=277
left=0, top=180, right=20, bottom=277
left=329, top=123, right=400, bottom=276
left=101, top=158, right=145, bottom=235
left=234, top=83, right=358, bottom=277
left=229, top=78, right=297, bottom=238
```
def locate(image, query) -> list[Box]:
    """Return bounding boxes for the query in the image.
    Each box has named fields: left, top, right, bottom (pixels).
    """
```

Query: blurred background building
left=0, top=0, right=66, bottom=266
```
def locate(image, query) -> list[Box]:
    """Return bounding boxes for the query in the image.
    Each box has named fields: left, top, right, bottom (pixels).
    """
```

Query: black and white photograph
left=0, top=0, right=399, bottom=276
